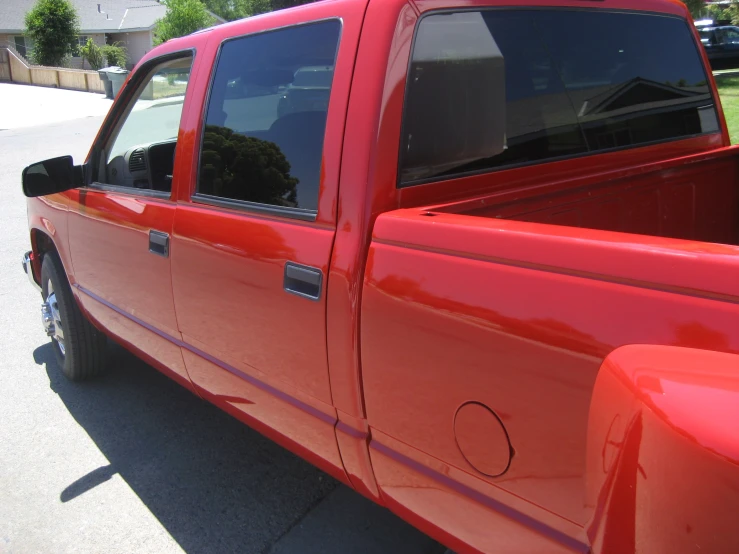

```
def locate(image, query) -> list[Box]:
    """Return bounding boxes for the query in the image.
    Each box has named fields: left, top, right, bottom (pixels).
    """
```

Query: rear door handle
left=149, top=230, right=170, bottom=258
left=284, top=262, right=322, bottom=301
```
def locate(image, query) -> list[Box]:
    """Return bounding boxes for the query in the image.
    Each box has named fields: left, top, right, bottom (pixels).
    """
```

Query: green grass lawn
left=715, top=75, right=739, bottom=144
left=152, top=80, right=188, bottom=100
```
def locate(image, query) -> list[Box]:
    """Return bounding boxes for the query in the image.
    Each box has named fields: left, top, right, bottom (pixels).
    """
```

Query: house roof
left=0, top=0, right=205, bottom=34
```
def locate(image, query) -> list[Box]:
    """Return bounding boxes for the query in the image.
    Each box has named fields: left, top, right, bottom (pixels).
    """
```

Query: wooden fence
left=0, top=47, right=105, bottom=94
left=0, top=49, right=10, bottom=81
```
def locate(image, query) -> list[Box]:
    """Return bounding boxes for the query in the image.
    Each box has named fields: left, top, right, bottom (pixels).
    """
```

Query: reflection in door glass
left=198, top=20, right=341, bottom=212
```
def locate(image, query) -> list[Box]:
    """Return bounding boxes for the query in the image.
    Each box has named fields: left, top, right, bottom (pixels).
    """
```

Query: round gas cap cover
left=454, top=402, right=512, bottom=477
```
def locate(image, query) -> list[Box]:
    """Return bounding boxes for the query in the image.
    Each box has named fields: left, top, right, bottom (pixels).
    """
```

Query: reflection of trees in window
left=199, top=125, right=298, bottom=207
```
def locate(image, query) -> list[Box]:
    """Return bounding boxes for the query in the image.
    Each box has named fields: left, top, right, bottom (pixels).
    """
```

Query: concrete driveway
left=0, top=85, right=447, bottom=554
left=0, top=82, right=113, bottom=130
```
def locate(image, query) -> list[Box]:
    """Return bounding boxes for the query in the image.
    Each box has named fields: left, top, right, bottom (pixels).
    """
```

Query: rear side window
left=198, top=20, right=341, bottom=214
left=400, top=10, right=718, bottom=185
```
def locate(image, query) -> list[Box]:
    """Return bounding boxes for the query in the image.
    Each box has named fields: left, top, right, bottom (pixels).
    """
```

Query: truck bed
left=431, top=146, right=739, bottom=246
left=361, top=148, right=739, bottom=545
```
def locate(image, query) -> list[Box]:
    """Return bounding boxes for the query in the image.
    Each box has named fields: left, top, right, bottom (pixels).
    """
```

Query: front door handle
left=149, top=230, right=170, bottom=258
left=284, top=262, right=322, bottom=301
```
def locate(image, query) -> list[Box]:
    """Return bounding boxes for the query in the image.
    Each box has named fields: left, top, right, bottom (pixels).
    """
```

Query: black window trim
left=86, top=47, right=196, bottom=200
left=194, top=193, right=319, bottom=222
left=397, top=6, right=722, bottom=189
left=84, top=182, right=172, bottom=200
left=192, top=17, right=344, bottom=222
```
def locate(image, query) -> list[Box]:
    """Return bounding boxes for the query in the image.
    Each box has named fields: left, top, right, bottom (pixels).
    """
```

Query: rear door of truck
left=168, top=0, right=368, bottom=483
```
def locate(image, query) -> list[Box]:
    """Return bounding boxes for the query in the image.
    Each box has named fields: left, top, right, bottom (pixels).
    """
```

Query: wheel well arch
left=29, top=228, right=69, bottom=288
left=31, top=228, right=58, bottom=262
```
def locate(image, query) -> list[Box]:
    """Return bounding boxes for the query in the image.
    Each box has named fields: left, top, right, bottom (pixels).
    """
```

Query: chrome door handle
left=283, top=262, right=322, bottom=301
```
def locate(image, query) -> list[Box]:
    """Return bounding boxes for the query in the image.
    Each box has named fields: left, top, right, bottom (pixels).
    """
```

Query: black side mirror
left=22, top=156, right=82, bottom=197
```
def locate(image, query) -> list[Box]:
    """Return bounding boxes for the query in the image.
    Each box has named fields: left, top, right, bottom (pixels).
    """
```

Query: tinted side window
left=400, top=10, right=718, bottom=185
left=198, top=20, right=341, bottom=213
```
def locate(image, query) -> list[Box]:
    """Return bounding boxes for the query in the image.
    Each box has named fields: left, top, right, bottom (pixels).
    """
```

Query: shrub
left=102, top=43, right=128, bottom=67
left=79, top=38, right=104, bottom=70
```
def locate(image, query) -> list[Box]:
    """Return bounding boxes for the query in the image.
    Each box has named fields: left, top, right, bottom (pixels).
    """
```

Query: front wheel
left=41, top=253, right=106, bottom=381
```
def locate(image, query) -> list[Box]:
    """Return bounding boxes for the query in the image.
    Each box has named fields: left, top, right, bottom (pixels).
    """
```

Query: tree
left=154, top=0, right=215, bottom=45
left=271, top=0, right=314, bottom=9
left=203, top=0, right=271, bottom=21
left=707, top=1, right=739, bottom=24
left=200, top=125, right=298, bottom=206
left=203, top=0, right=312, bottom=21
left=24, top=0, right=79, bottom=67
left=680, top=0, right=705, bottom=18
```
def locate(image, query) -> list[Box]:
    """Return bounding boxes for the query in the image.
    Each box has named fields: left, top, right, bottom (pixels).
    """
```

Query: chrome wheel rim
left=45, top=280, right=65, bottom=357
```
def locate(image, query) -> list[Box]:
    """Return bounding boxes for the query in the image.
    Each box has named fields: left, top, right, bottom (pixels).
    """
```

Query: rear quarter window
left=399, top=9, right=719, bottom=186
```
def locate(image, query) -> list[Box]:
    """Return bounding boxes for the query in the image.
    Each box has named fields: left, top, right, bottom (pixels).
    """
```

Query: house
left=0, top=0, right=224, bottom=69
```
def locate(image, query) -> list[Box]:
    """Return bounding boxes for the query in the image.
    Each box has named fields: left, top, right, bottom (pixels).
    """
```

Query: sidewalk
left=0, top=82, right=113, bottom=130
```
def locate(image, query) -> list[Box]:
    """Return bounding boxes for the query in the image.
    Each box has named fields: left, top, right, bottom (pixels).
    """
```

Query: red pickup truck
left=21, top=0, right=739, bottom=552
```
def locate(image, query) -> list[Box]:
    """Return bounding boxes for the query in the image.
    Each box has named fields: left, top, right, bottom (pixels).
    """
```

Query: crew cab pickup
left=20, top=1, right=739, bottom=552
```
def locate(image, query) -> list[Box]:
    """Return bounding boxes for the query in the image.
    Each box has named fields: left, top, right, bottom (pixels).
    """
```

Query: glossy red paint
left=170, top=204, right=349, bottom=482
left=457, top=143, right=735, bottom=238
left=23, top=0, right=739, bottom=552
left=74, top=284, right=195, bottom=392
left=335, top=409, right=381, bottom=502
left=361, top=206, right=739, bottom=550
left=326, top=0, right=416, bottom=421
left=27, top=194, right=71, bottom=281
left=166, top=0, right=371, bottom=489
left=67, top=192, right=185, bottom=368
left=454, top=402, right=511, bottom=478
left=586, top=346, right=739, bottom=554
left=369, top=429, right=589, bottom=554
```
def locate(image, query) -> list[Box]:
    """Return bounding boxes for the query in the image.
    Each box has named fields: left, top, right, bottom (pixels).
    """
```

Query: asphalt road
left=0, top=85, right=446, bottom=554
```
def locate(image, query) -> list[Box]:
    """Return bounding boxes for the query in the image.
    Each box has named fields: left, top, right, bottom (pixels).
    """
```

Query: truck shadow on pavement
left=32, top=341, right=444, bottom=554
left=32, top=341, right=339, bottom=553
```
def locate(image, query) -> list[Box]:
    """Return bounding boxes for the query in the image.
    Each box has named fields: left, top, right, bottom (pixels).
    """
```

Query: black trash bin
left=99, top=66, right=130, bottom=99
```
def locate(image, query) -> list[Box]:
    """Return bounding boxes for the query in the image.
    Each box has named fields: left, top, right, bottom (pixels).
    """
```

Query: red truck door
left=169, top=2, right=367, bottom=482
left=67, top=52, right=197, bottom=388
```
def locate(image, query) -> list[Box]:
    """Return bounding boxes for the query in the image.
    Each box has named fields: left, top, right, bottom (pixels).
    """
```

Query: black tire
left=41, top=252, right=106, bottom=381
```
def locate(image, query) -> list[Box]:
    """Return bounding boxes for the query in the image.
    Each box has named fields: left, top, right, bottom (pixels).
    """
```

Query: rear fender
left=586, top=345, right=739, bottom=554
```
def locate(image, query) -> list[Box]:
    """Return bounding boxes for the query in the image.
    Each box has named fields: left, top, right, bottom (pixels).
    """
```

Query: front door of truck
left=68, top=52, right=195, bottom=386
left=169, top=4, right=366, bottom=479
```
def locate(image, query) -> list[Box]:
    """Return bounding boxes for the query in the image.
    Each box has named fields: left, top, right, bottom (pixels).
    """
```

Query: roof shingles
left=0, top=0, right=166, bottom=33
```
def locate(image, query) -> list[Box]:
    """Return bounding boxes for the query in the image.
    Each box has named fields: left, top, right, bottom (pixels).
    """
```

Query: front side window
left=197, top=20, right=341, bottom=213
left=102, top=55, right=193, bottom=193
left=400, top=10, right=718, bottom=185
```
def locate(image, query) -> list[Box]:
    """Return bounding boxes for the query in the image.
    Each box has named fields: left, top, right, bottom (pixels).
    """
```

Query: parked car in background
left=277, top=66, right=333, bottom=118
left=698, top=24, right=739, bottom=66
left=20, top=0, right=739, bottom=552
